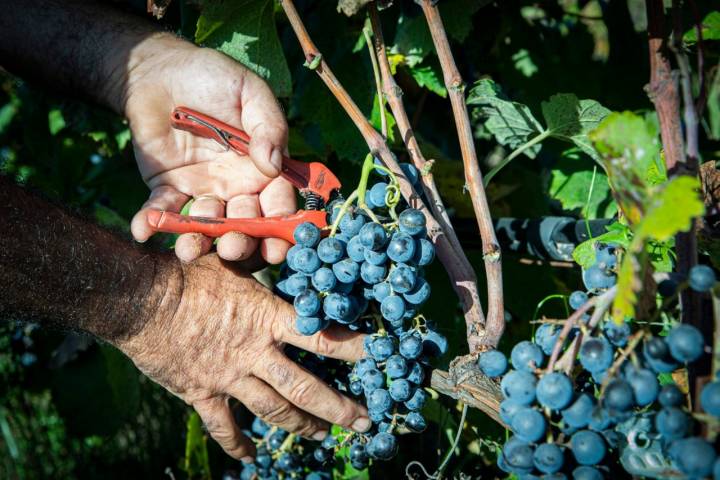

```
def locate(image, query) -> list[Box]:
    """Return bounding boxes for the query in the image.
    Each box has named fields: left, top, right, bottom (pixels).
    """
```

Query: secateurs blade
left=145, top=106, right=342, bottom=244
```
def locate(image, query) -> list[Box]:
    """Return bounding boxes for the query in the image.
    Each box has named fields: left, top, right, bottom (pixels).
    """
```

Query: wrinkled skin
left=116, top=255, right=371, bottom=461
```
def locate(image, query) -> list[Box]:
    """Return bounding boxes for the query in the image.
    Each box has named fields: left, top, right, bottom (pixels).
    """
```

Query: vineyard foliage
left=0, top=0, right=719, bottom=479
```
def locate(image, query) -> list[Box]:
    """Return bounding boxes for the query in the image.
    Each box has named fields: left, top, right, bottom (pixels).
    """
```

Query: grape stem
left=598, top=330, right=647, bottom=400
left=545, top=297, right=599, bottom=373
left=329, top=190, right=358, bottom=237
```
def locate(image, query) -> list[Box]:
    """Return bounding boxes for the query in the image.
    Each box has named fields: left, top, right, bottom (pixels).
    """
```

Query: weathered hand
left=125, top=39, right=294, bottom=264
left=116, top=254, right=370, bottom=461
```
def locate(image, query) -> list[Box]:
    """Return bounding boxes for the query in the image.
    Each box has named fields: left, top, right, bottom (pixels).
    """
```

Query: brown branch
left=545, top=297, right=598, bottom=372
left=419, top=0, right=504, bottom=348
left=278, top=0, right=488, bottom=351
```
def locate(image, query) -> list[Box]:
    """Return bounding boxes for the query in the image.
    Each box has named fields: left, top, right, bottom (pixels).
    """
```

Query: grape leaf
left=512, top=49, right=538, bottom=78
left=195, top=0, right=292, bottom=97
left=467, top=79, right=544, bottom=158
left=541, top=94, right=610, bottom=160
left=407, top=64, right=447, bottom=97
left=548, top=150, right=617, bottom=219
left=572, top=222, right=631, bottom=269
left=684, top=11, right=720, bottom=43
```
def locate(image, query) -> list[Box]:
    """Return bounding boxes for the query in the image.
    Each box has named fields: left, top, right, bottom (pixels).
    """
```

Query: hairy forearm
left=0, top=0, right=187, bottom=114
left=0, top=176, right=182, bottom=343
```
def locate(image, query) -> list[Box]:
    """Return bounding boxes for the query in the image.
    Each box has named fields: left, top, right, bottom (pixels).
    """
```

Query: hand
left=126, top=39, right=294, bottom=264
left=116, top=254, right=371, bottom=461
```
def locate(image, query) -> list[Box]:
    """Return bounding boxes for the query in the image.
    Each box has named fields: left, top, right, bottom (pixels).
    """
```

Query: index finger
left=271, top=299, right=366, bottom=363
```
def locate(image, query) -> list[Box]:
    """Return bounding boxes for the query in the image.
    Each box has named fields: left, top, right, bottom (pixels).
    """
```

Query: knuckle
left=333, top=402, right=359, bottom=427
left=288, top=378, right=317, bottom=407
left=313, top=332, right=336, bottom=357
left=258, top=401, right=293, bottom=426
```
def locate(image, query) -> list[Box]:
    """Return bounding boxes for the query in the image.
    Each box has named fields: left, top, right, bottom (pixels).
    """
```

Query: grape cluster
left=241, top=162, right=445, bottom=476
left=477, top=250, right=720, bottom=479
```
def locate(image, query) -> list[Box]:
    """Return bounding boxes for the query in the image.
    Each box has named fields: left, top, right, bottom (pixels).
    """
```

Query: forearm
left=0, top=176, right=182, bottom=343
left=0, top=0, right=189, bottom=114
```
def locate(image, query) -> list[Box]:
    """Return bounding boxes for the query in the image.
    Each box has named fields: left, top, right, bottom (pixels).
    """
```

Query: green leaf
left=0, top=99, right=19, bottom=135
left=408, top=64, right=447, bottom=97
left=548, top=150, right=617, bottom=218
left=572, top=222, right=631, bottom=268
left=392, top=14, right=432, bottom=67
left=48, top=109, right=66, bottom=136
left=195, top=0, right=291, bottom=97
left=467, top=79, right=544, bottom=158
left=184, top=412, right=211, bottom=479
left=541, top=94, right=611, bottom=160
left=635, top=176, right=705, bottom=242
left=512, top=49, right=538, bottom=78
left=612, top=249, right=643, bottom=323
left=684, top=11, right=720, bottom=43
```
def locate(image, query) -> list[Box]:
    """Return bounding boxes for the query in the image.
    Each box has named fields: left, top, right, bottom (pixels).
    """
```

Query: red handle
left=170, top=107, right=341, bottom=202
left=146, top=209, right=328, bottom=244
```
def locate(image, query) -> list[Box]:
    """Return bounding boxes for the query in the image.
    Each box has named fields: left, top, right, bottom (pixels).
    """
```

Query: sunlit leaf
left=541, top=94, right=610, bottom=160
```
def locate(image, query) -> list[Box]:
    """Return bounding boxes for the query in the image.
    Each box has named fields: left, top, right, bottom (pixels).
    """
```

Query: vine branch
left=420, top=0, right=505, bottom=348
left=278, top=0, right=490, bottom=351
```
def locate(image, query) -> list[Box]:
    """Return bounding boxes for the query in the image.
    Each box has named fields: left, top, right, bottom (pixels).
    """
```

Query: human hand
left=125, top=38, right=294, bottom=264
left=115, top=254, right=371, bottom=461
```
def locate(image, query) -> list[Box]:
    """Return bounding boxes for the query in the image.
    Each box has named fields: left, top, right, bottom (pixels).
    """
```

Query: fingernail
left=351, top=417, right=371, bottom=433
left=312, top=430, right=328, bottom=441
left=270, top=147, right=283, bottom=175
left=241, top=456, right=254, bottom=464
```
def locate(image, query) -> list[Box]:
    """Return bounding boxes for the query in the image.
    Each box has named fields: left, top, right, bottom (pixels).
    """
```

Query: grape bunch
left=240, top=160, right=445, bottom=476
left=478, top=261, right=719, bottom=479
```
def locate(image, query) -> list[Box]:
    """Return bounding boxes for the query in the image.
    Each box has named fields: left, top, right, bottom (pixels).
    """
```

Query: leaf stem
left=329, top=190, right=359, bottom=236
left=483, top=129, right=552, bottom=187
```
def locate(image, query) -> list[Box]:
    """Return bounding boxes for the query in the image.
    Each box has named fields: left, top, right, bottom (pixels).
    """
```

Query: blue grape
left=286, top=273, right=310, bottom=296
left=252, top=417, right=270, bottom=436
left=387, top=233, right=416, bottom=263
left=603, top=379, right=634, bottom=411
left=317, top=237, right=345, bottom=264
left=386, top=355, right=408, bottom=379
left=346, top=236, right=366, bottom=262
left=339, top=212, right=366, bottom=236
left=582, top=265, right=616, bottom=290
left=286, top=244, right=302, bottom=270
left=572, top=466, right=603, bottom=480
left=358, top=222, right=388, bottom=251
left=368, top=182, right=389, bottom=208
left=579, top=337, right=613, bottom=373
left=595, top=243, right=617, bottom=267
left=294, top=289, right=321, bottom=317
left=349, top=380, right=363, bottom=395
left=294, top=247, right=322, bottom=274
left=333, top=280, right=354, bottom=294
left=398, top=209, right=426, bottom=236
left=349, top=442, right=367, bottom=462
left=689, top=264, right=717, bottom=292
left=502, top=437, right=535, bottom=474
left=367, top=388, right=393, bottom=413
left=363, top=248, right=388, bottom=266
left=403, top=278, right=431, bottom=305
left=511, top=407, right=547, bottom=442
left=399, top=334, right=423, bottom=360
left=332, top=258, right=360, bottom=283
left=381, top=295, right=406, bottom=322
left=268, top=430, right=287, bottom=450
left=569, top=291, right=589, bottom=310
left=535, top=324, right=561, bottom=356
left=643, top=336, right=679, bottom=373
left=405, top=411, right=427, bottom=432
left=422, top=330, right=448, bottom=356
left=714, top=457, right=720, bottom=480
left=412, top=238, right=435, bottom=266
left=405, top=389, right=428, bottom=411
left=501, top=370, right=537, bottom=405
left=561, top=393, right=595, bottom=428
left=400, top=163, right=420, bottom=186
left=603, top=321, right=630, bottom=347
left=658, top=384, right=684, bottom=407
left=313, top=447, right=332, bottom=463
left=500, top=400, right=523, bottom=425
left=512, top=341, right=545, bottom=371
left=406, top=361, right=425, bottom=384
left=389, top=378, right=413, bottom=402
left=669, top=437, right=717, bottom=477
left=570, top=430, right=606, bottom=465
left=367, top=432, right=397, bottom=460
left=626, top=367, right=659, bottom=406
left=361, top=368, right=385, bottom=392
left=323, top=293, right=354, bottom=321
left=478, top=349, right=508, bottom=378
left=373, top=282, right=392, bottom=302
left=533, top=443, right=564, bottom=474
left=536, top=372, right=573, bottom=410
left=388, top=263, right=417, bottom=293
left=312, top=267, right=336, bottom=292
left=588, top=406, right=612, bottom=431
left=655, top=407, right=689, bottom=440
left=667, top=324, right=704, bottom=363
left=296, top=316, right=325, bottom=335
left=370, top=336, right=395, bottom=361
left=360, top=261, right=387, bottom=284
left=701, top=381, right=720, bottom=416
left=293, top=222, right=321, bottom=247
left=321, top=435, right=338, bottom=450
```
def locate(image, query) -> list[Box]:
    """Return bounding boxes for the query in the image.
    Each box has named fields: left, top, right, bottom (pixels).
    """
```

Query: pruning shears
left=145, top=106, right=342, bottom=244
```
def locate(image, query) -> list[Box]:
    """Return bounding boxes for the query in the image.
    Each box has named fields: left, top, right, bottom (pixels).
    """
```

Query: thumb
left=241, top=73, right=288, bottom=178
